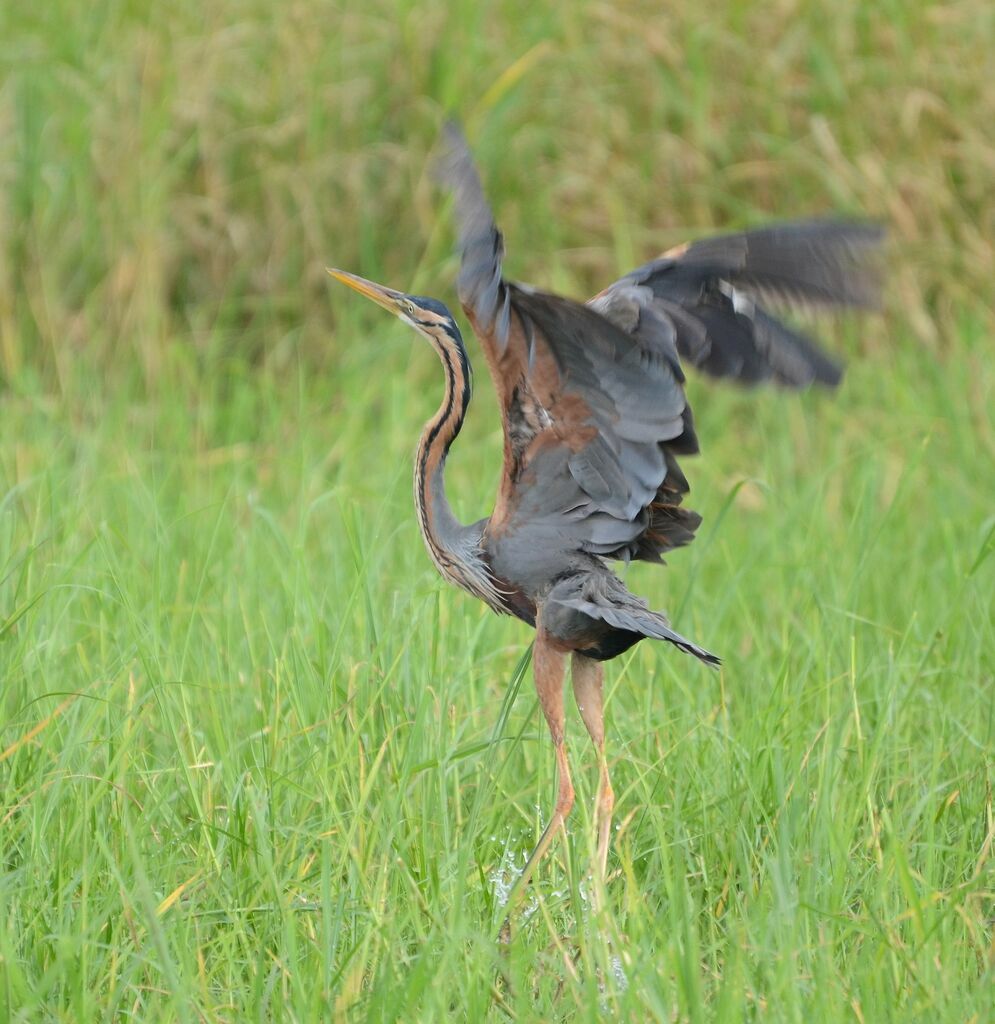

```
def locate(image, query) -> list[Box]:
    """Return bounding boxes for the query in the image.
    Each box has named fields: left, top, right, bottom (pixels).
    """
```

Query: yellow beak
left=326, top=268, right=406, bottom=315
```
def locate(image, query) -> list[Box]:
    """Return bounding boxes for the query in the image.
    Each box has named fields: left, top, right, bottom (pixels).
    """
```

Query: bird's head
left=327, top=268, right=459, bottom=345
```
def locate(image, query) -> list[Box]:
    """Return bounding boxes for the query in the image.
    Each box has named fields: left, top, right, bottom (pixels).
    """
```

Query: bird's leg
left=571, top=653, right=614, bottom=880
left=516, top=629, right=574, bottom=888
left=497, top=630, right=574, bottom=943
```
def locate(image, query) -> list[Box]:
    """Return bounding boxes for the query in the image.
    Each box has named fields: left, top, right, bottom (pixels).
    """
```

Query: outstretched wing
left=440, top=124, right=699, bottom=571
left=590, top=221, right=883, bottom=387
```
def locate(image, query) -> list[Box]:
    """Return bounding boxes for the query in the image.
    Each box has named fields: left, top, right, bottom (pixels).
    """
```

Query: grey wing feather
left=673, top=220, right=883, bottom=309
left=592, top=221, right=883, bottom=388
left=439, top=124, right=700, bottom=569
left=438, top=122, right=512, bottom=346
left=503, top=288, right=698, bottom=560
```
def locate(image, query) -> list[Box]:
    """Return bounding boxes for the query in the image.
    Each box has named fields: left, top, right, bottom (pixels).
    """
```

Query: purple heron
left=328, top=124, right=880, bottom=894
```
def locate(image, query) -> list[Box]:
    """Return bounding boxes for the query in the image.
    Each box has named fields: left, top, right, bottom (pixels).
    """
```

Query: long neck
left=414, top=326, right=473, bottom=576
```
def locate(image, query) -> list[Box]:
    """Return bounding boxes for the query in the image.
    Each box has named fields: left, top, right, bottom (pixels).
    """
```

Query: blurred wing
left=590, top=221, right=883, bottom=387
left=439, top=124, right=699, bottom=566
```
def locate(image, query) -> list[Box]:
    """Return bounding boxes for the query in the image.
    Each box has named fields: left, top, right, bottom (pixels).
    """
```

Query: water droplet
left=610, top=955, right=628, bottom=991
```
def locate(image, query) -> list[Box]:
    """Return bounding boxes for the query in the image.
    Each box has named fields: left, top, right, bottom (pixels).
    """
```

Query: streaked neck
left=413, top=326, right=472, bottom=578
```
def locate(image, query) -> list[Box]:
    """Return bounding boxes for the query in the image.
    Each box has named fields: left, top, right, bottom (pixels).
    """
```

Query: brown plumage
left=328, top=123, right=882, bottom=907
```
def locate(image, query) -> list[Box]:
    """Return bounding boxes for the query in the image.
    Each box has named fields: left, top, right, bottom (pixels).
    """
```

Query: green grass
left=1, top=1, right=993, bottom=1020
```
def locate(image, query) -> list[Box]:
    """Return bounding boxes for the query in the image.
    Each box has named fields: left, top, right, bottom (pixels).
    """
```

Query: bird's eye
left=403, top=300, right=416, bottom=315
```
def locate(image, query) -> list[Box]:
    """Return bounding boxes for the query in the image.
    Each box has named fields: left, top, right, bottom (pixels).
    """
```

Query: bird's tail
left=557, top=583, right=721, bottom=666
left=602, top=602, right=721, bottom=666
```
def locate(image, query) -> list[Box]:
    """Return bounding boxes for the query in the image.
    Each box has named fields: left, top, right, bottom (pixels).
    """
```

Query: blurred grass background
left=2, top=0, right=993, bottom=384
left=1, top=0, right=993, bottom=1021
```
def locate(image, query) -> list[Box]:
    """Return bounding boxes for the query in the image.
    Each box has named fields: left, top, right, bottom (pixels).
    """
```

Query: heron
left=328, top=124, right=880, bottom=897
